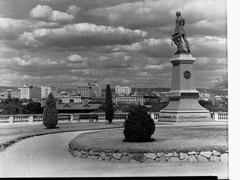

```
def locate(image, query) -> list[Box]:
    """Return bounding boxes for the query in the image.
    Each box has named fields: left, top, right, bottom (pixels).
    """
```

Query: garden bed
left=68, top=125, right=228, bottom=163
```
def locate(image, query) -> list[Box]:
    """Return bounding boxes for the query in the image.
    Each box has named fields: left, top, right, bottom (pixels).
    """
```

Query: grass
left=0, top=122, right=124, bottom=145
left=69, top=125, right=228, bottom=153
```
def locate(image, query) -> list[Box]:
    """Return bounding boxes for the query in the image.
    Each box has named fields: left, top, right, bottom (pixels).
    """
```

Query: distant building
left=143, top=95, right=160, bottom=104
left=0, top=91, right=9, bottom=100
left=77, top=82, right=101, bottom=98
left=113, top=94, right=144, bottom=105
left=11, top=89, right=21, bottom=99
left=91, top=82, right=101, bottom=98
left=115, top=85, right=131, bottom=96
left=77, top=86, right=91, bottom=98
left=57, top=103, right=101, bottom=113
left=41, top=86, right=58, bottom=98
left=41, top=86, right=51, bottom=99
left=57, top=95, right=82, bottom=104
left=19, top=84, right=41, bottom=100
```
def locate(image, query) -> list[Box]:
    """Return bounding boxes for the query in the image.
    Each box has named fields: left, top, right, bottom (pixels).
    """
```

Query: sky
left=0, top=0, right=227, bottom=88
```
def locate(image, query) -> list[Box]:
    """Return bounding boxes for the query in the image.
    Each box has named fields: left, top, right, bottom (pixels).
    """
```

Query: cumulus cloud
left=18, top=23, right=147, bottom=48
left=0, top=17, right=58, bottom=40
left=67, top=5, right=80, bottom=15
left=0, top=0, right=227, bottom=88
left=113, top=38, right=170, bottom=52
left=91, top=0, right=226, bottom=36
left=112, top=35, right=226, bottom=58
left=67, top=54, right=88, bottom=65
left=30, top=4, right=74, bottom=22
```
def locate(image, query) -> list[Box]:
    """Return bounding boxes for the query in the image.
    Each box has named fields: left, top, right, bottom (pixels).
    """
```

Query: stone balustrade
left=0, top=112, right=228, bottom=125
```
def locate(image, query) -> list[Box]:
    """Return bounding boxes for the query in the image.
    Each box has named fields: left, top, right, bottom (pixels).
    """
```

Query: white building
left=115, top=85, right=131, bottom=96
left=41, top=86, right=58, bottom=98
left=57, top=95, right=82, bottom=104
left=91, top=82, right=101, bottom=98
left=19, top=84, right=41, bottom=99
left=41, top=86, right=51, bottom=98
left=113, top=94, right=144, bottom=105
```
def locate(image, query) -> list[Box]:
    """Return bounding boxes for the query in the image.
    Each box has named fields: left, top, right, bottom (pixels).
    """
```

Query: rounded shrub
left=43, top=93, right=58, bottom=129
left=123, top=105, right=155, bottom=142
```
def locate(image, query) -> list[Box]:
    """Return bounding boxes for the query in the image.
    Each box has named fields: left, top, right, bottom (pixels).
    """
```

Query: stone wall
left=68, top=148, right=228, bottom=163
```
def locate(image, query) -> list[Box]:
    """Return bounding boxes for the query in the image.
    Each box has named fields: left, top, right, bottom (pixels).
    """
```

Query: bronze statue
left=171, top=11, right=191, bottom=54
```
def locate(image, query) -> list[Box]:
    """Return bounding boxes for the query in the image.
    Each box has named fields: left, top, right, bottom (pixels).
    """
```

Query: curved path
left=0, top=130, right=228, bottom=178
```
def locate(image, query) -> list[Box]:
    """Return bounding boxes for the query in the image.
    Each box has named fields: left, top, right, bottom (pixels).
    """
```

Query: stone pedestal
left=159, top=53, right=211, bottom=122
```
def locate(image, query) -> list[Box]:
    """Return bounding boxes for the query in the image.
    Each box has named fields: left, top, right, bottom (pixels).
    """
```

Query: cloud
left=90, top=0, right=226, bottom=36
left=67, top=5, right=80, bottom=15
left=112, top=36, right=227, bottom=58
left=145, top=63, right=171, bottom=70
left=112, top=38, right=174, bottom=57
left=0, top=17, right=58, bottom=40
left=18, top=23, right=147, bottom=48
left=0, top=0, right=227, bottom=88
left=67, top=54, right=88, bottom=68
left=30, top=4, right=74, bottom=22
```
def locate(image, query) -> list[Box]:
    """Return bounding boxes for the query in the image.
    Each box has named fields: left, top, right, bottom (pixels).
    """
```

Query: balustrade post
left=9, top=116, right=14, bottom=124
left=70, top=114, right=74, bottom=122
left=214, top=112, right=219, bottom=121
left=29, top=115, right=34, bottom=123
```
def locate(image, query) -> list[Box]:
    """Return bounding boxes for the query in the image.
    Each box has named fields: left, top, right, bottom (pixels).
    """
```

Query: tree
left=209, top=75, right=228, bottom=96
left=21, top=101, right=42, bottom=114
left=123, top=105, right=155, bottom=142
left=43, top=93, right=58, bottom=129
left=1, top=97, right=21, bottom=115
left=105, top=84, right=114, bottom=124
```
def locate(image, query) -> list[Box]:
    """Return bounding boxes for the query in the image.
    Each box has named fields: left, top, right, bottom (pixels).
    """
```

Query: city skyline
left=0, top=0, right=227, bottom=88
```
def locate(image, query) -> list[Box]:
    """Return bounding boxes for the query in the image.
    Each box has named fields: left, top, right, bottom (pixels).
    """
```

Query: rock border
left=68, top=148, right=228, bottom=163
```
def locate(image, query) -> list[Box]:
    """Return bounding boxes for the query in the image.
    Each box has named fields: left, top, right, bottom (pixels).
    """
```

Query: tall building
left=41, top=86, right=51, bottom=99
left=77, top=86, right=91, bottom=98
left=91, top=82, right=101, bottom=98
left=77, top=82, right=101, bottom=98
left=19, top=84, right=41, bottom=100
left=115, top=85, right=131, bottom=96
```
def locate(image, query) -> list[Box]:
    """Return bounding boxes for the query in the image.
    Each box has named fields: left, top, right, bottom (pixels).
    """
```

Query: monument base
left=158, top=91, right=212, bottom=123
left=158, top=112, right=211, bottom=123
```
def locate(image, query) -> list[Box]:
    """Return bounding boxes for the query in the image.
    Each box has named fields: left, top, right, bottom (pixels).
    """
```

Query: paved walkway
left=0, top=130, right=228, bottom=178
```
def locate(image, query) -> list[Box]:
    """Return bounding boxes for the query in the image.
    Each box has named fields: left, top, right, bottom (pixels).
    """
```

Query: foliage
left=43, top=93, right=58, bottom=129
left=199, top=99, right=228, bottom=112
left=123, top=105, right=155, bottom=142
left=105, top=84, right=114, bottom=124
left=209, top=75, right=228, bottom=96
left=1, top=98, right=21, bottom=115
left=21, top=101, right=42, bottom=114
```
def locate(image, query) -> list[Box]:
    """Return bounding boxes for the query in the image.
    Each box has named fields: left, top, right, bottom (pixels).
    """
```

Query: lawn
left=69, top=125, right=228, bottom=153
left=0, top=122, right=124, bottom=145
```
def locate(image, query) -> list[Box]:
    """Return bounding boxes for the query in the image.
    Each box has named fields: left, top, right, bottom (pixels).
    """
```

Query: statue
left=171, top=11, right=191, bottom=54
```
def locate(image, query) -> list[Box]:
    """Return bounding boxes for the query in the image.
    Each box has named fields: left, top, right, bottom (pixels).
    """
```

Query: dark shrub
left=123, top=105, right=155, bottom=142
left=105, top=84, right=114, bottom=124
left=43, top=93, right=58, bottom=129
